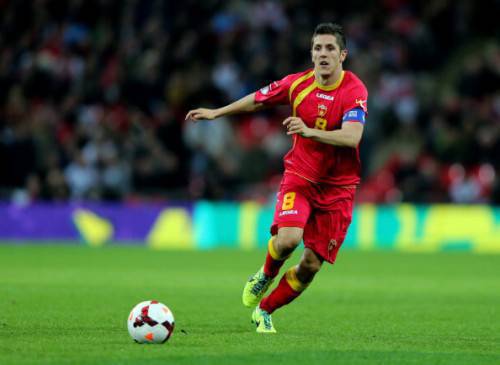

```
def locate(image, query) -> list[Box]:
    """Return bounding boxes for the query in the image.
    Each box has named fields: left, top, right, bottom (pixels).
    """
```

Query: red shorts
left=271, top=172, right=355, bottom=264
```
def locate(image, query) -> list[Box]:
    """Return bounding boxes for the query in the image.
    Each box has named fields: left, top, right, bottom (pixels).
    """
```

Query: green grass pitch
left=0, top=244, right=499, bottom=365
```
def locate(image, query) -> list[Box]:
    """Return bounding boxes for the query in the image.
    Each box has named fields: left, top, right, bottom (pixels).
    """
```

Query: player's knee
left=275, top=234, right=301, bottom=253
left=297, top=250, right=322, bottom=283
left=299, top=257, right=321, bottom=275
left=296, top=260, right=320, bottom=284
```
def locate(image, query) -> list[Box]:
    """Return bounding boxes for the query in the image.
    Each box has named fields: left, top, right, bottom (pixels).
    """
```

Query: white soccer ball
left=127, top=300, right=175, bottom=344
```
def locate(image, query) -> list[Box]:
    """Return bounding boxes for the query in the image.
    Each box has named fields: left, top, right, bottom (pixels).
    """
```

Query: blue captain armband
left=342, top=108, right=366, bottom=124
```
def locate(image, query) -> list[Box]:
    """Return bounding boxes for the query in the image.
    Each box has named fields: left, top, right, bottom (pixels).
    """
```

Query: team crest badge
left=328, top=239, right=337, bottom=252
left=318, top=104, right=327, bottom=117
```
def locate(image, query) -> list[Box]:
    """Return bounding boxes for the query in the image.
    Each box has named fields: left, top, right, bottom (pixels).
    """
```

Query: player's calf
left=296, top=248, right=323, bottom=283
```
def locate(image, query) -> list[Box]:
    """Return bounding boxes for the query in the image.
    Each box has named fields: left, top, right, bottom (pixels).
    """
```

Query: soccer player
left=186, top=23, right=368, bottom=333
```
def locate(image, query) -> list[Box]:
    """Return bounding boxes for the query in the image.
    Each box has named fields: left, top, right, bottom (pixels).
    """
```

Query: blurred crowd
left=0, top=0, right=499, bottom=204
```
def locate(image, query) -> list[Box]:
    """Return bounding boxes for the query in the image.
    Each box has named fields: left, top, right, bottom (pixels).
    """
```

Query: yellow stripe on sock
left=285, top=266, right=308, bottom=292
left=268, top=237, right=292, bottom=261
left=268, top=237, right=281, bottom=260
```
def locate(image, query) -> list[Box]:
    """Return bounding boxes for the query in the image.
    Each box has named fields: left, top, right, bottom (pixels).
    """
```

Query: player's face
left=311, top=34, right=347, bottom=76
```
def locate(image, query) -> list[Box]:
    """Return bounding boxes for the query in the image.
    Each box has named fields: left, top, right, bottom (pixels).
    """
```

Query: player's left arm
left=283, top=114, right=364, bottom=148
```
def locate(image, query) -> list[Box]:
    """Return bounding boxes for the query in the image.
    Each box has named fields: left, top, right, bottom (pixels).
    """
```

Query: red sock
left=263, top=251, right=285, bottom=278
left=262, top=237, right=287, bottom=278
left=260, top=266, right=307, bottom=314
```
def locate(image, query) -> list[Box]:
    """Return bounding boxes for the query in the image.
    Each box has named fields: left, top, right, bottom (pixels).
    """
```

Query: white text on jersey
left=316, top=93, right=334, bottom=101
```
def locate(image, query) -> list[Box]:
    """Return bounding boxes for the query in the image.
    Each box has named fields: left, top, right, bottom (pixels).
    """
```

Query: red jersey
left=255, top=69, right=368, bottom=186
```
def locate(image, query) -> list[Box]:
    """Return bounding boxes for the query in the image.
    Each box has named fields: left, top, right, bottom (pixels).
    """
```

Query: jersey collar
left=314, top=71, right=345, bottom=91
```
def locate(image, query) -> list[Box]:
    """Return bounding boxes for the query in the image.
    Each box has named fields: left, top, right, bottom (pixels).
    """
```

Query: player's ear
left=340, top=49, right=348, bottom=63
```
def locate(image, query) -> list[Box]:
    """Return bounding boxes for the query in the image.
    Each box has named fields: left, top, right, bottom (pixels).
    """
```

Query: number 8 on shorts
left=282, top=192, right=296, bottom=210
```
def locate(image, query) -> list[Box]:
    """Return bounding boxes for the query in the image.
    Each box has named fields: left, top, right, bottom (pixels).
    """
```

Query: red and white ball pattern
left=127, top=300, right=175, bottom=344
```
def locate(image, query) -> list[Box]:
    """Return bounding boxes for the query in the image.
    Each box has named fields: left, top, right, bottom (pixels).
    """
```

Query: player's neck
left=315, top=67, right=343, bottom=87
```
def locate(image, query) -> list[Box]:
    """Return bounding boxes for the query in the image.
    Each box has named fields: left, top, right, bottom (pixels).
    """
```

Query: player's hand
left=185, top=108, right=219, bottom=121
left=283, top=117, right=314, bottom=138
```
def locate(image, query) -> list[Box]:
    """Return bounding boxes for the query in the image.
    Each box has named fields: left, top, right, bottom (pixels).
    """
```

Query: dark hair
left=312, top=23, right=346, bottom=50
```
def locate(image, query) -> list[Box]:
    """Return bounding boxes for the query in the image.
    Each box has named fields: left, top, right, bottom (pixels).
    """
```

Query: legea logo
left=316, top=93, right=334, bottom=101
left=279, top=210, right=298, bottom=216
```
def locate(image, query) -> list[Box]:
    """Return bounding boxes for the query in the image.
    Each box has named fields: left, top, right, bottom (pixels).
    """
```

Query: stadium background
left=0, top=0, right=498, bottom=250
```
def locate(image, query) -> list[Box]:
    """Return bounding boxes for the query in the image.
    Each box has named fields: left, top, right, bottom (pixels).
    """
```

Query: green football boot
left=251, top=306, right=276, bottom=333
left=242, top=267, right=274, bottom=308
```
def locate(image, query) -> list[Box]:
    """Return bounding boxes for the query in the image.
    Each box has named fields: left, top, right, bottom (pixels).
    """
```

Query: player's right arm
left=185, top=72, right=301, bottom=121
left=185, top=93, right=264, bottom=121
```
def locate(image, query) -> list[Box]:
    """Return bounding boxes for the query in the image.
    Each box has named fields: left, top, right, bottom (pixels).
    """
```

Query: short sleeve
left=342, top=83, right=368, bottom=115
left=254, top=74, right=295, bottom=106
